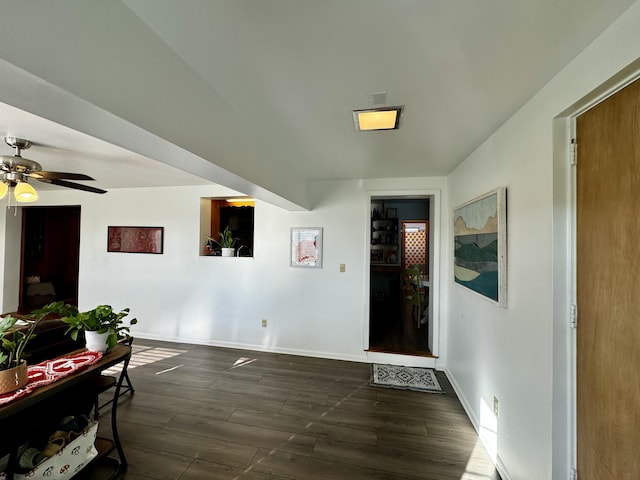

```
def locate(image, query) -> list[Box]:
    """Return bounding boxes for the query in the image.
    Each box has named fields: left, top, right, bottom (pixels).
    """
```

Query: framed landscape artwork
left=453, top=188, right=507, bottom=307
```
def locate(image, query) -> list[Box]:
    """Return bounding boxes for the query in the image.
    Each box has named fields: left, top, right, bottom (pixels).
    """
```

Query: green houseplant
left=0, top=306, right=52, bottom=393
left=208, top=226, right=239, bottom=257
left=43, top=302, right=137, bottom=352
left=0, top=315, right=40, bottom=370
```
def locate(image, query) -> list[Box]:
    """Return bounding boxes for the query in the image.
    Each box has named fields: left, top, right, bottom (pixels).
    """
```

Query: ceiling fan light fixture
left=352, top=106, right=403, bottom=132
left=1, top=136, right=107, bottom=196
left=14, top=181, right=37, bottom=203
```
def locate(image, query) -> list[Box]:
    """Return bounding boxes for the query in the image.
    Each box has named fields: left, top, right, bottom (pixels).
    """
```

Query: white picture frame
left=290, top=227, right=323, bottom=268
left=453, top=188, right=507, bottom=307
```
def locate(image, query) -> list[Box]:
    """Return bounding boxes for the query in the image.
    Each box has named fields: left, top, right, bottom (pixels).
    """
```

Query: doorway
left=20, top=206, right=81, bottom=311
left=368, top=197, right=431, bottom=355
left=575, top=77, right=640, bottom=478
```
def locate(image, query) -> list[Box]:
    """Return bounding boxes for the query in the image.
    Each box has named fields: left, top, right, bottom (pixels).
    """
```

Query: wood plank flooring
left=98, top=340, right=500, bottom=480
left=369, top=299, right=430, bottom=355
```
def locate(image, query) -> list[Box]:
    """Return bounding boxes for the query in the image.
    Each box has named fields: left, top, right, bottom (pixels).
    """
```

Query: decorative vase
left=85, top=331, right=110, bottom=353
left=0, top=360, right=28, bottom=394
left=221, top=248, right=235, bottom=257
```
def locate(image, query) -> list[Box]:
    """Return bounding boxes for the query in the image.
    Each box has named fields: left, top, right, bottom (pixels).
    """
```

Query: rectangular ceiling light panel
left=353, top=106, right=402, bottom=132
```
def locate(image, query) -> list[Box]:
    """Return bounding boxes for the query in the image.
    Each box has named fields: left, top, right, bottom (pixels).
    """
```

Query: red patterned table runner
left=0, top=351, right=103, bottom=406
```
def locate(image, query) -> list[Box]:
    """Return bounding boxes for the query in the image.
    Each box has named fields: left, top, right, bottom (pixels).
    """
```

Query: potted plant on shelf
left=209, top=226, right=239, bottom=257
left=0, top=307, right=52, bottom=394
left=43, top=302, right=137, bottom=353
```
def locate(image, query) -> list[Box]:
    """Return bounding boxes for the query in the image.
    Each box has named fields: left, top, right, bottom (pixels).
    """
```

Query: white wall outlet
left=262, top=319, right=267, bottom=328
left=493, top=396, right=499, bottom=417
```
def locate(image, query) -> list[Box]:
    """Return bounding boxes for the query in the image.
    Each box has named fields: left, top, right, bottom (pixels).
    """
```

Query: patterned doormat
left=370, top=364, right=444, bottom=393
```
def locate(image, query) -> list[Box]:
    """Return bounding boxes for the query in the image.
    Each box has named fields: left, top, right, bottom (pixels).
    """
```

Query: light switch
left=339, top=263, right=346, bottom=273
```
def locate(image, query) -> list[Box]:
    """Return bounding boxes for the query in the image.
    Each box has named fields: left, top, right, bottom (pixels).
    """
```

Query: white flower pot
left=221, top=248, right=235, bottom=257
left=85, top=331, right=110, bottom=353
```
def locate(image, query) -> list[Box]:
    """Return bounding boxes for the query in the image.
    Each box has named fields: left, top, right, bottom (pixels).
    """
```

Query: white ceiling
left=0, top=102, right=209, bottom=191
left=0, top=1, right=634, bottom=203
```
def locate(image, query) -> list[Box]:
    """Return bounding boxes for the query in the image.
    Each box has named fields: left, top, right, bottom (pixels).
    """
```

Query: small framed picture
left=290, top=227, right=323, bottom=268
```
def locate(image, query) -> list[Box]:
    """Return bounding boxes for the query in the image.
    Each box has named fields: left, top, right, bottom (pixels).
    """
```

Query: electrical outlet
left=339, top=263, right=346, bottom=273
left=261, top=319, right=267, bottom=328
left=493, top=396, right=499, bottom=417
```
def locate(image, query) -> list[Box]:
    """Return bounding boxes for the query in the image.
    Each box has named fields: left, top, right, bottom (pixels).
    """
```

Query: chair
left=400, top=268, right=427, bottom=327
left=410, top=264, right=426, bottom=275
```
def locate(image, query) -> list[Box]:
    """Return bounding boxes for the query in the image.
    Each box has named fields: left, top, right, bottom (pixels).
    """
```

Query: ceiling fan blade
left=29, top=171, right=95, bottom=181
left=37, top=178, right=107, bottom=194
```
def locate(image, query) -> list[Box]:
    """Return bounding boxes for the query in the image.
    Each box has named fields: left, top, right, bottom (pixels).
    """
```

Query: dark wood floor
left=98, top=340, right=500, bottom=480
left=370, top=297, right=430, bottom=355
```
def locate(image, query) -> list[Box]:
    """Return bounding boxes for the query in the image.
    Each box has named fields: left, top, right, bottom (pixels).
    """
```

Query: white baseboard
left=444, top=366, right=511, bottom=480
left=133, top=333, right=369, bottom=364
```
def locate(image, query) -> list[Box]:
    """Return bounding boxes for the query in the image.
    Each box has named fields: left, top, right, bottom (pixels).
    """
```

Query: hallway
left=369, top=270, right=430, bottom=355
left=369, top=296, right=430, bottom=355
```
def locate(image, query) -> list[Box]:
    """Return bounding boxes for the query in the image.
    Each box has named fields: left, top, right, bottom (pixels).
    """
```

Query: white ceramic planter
left=221, top=248, right=235, bottom=257
left=85, top=331, right=110, bottom=353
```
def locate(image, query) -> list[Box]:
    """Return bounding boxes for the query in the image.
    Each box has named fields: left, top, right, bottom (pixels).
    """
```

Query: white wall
left=8, top=179, right=437, bottom=364
left=0, top=177, right=448, bottom=365
left=1, top=4, right=637, bottom=477
left=75, top=183, right=367, bottom=360
left=445, top=1, right=640, bottom=479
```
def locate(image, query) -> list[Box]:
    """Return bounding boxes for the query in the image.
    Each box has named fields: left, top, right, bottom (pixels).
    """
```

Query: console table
left=0, top=344, right=132, bottom=478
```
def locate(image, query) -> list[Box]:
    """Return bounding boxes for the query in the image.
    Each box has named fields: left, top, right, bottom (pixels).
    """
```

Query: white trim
left=559, top=58, right=640, bottom=119
left=364, top=188, right=442, bottom=365
left=445, top=366, right=512, bottom=480
left=551, top=116, right=576, bottom=478
left=135, top=333, right=369, bottom=363
left=366, top=351, right=436, bottom=368
left=552, top=59, right=640, bottom=478
left=569, top=118, right=578, bottom=474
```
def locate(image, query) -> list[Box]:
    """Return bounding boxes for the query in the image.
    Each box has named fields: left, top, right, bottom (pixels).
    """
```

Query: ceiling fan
left=0, top=136, right=107, bottom=202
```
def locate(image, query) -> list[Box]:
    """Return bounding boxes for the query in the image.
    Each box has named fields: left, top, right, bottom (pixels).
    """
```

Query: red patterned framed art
left=107, top=226, right=164, bottom=254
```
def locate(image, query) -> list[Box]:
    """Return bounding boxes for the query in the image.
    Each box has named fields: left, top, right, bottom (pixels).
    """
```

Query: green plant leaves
left=208, top=226, right=239, bottom=248
left=42, top=303, right=136, bottom=352
left=0, top=308, right=50, bottom=370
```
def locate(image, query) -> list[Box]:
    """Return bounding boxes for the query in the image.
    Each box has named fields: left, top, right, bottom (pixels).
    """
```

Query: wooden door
left=576, top=78, right=640, bottom=478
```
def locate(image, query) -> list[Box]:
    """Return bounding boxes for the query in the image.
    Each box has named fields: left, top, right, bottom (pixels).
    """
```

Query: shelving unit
left=0, top=345, right=131, bottom=479
left=371, top=217, right=400, bottom=266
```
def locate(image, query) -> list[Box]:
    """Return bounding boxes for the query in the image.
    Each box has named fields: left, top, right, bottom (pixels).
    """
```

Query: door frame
left=0, top=207, right=23, bottom=313
left=364, top=188, right=442, bottom=368
left=552, top=60, right=640, bottom=478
